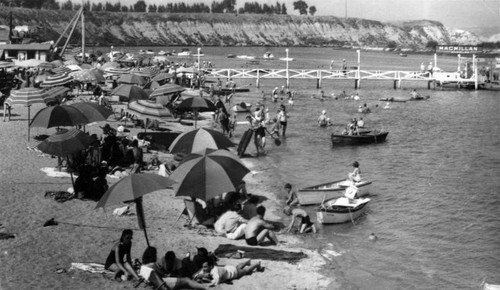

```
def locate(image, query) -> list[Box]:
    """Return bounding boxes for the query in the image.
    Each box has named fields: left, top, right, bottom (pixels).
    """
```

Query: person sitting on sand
left=104, top=229, right=142, bottom=282
left=196, top=257, right=264, bottom=286
left=283, top=206, right=317, bottom=234
left=244, top=206, right=280, bottom=246
left=214, top=203, right=248, bottom=240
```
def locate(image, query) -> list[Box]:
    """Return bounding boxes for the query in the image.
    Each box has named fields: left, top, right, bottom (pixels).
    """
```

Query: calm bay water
left=113, top=46, right=500, bottom=289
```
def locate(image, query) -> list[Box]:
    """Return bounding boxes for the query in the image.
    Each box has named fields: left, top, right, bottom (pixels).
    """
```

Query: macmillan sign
left=436, top=45, right=482, bottom=54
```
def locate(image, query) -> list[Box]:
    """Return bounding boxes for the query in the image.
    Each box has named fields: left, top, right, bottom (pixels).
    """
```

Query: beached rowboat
left=331, top=131, right=388, bottom=145
left=231, top=102, right=252, bottom=113
left=317, top=197, right=370, bottom=224
left=297, top=179, right=372, bottom=205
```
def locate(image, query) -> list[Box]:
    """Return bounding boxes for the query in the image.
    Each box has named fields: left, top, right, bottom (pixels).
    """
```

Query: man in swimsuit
left=244, top=206, right=279, bottom=246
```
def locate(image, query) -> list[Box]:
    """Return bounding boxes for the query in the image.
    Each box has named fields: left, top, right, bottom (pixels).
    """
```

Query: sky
left=84, top=0, right=500, bottom=31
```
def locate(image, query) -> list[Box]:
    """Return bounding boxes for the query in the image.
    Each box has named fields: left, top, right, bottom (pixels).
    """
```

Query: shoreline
left=0, top=92, right=339, bottom=289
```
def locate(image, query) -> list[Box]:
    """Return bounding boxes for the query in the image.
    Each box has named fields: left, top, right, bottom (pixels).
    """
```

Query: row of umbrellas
left=35, top=126, right=246, bottom=246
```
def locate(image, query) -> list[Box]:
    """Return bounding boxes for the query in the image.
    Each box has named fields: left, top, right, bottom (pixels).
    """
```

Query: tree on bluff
left=293, top=0, right=308, bottom=15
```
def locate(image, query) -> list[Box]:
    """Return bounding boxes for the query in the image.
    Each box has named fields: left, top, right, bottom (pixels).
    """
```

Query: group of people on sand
left=104, top=229, right=264, bottom=289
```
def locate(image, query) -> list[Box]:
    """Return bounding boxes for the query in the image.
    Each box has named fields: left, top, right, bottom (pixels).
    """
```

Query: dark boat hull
left=331, top=132, right=388, bottom=145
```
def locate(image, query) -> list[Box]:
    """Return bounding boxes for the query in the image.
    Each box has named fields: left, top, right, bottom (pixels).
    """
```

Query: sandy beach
left=0, top=92, right=340, bottom=290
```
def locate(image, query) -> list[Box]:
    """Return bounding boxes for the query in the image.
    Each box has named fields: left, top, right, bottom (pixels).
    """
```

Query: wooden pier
left=204, top=68, right=442, bottom=90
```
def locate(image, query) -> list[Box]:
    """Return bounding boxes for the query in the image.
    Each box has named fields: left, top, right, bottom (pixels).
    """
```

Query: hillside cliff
left=0, top=8, right=481, bottom=49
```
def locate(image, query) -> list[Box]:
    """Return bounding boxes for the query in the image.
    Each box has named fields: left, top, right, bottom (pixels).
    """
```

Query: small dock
left=204, top=68, right=487, bottom=90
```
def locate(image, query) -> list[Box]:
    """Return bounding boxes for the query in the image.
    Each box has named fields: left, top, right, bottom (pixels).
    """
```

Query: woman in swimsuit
left=104, top=229, right=141, bottom=281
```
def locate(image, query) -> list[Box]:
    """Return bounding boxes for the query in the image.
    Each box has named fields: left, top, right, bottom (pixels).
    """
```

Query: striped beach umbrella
left=100, top=62, right=120, bottom=70
left=127, top=99, right=172, bottom=120
left=104, top=67, right=131, bottom=75
left=70, top=69, right=105, bottom=83
left=169, top=128, right=234, bottom=155
left=139, top=66, right=160, bottom=78
left=51, top=66, right=72, bottom=74
left=40, top=73, right=74, bottom=88
left=111, top=84, right=150, bottom=102
left=118, top=73, right=146, bottom=85
left=0, top=61, right=15, bottom=69
left=151, top=72, right=175, bottom=82
left=37, top=62, right=56, bottom=70
left=149, top=83, right=186, bottom=98
left=4, top=88, right=48, bottom=140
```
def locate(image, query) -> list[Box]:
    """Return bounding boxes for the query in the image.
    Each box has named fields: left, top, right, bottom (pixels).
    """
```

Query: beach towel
left=70, top=263, right=114, bottom=275
left=40, top=167, right=75, bottom=178
left=214, top=244, right=307, bottom=264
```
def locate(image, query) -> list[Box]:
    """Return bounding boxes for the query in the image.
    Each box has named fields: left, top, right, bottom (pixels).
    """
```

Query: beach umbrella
left=101, top=62, right=120, bottom=70
left=169, top=128, right=234, bottom=155
left=70, top=68, right=105, bottom=83
left=176, top=97, right=216, bottom=128
left=126, top=99, right=172, bottom=120
left=104, top=67, right=132, bottom=75
left=111, top=84, right=149, bottom=102
left=80, top=63, right=93, bottom=70
left=149, top=83, right=186, bottom=98
left=143, top=81, right=162, bottom=90
left=139, top=66, right=161, bottom=78
left=38, top=62, right=56, bottom=70
left=36, top=128, right=94, bottom=186
left=151, top=72, right=175, bottom=82
left=51, top=66, right=72, bottom=75
left=95, top=174, right=176, bottom=246
left=4, top=88, right=48, bottom=140
left=40, top=73, right=73, bottom=88
left=30, top=104, right=89, bottom=129
left=66, top=64, right=82, bottom=72
left=44, top=86, right=70, bottom=105
left=169, top=148, right=249, bottom=202
left=0, top=61, right=15, bottom=69
left=70, top=102, right=114, bottom=123
left=118, top=73, right=146, bottom=85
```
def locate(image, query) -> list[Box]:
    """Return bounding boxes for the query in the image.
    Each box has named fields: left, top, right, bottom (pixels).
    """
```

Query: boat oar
left=347, top=207, right=355, bottom=225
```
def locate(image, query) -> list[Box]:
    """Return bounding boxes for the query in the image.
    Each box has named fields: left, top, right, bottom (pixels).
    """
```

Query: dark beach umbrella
left=44, top=86, right=70, bottom=105
left=95, top=174, right=176, bottom=246
left=169, top=149, right=249, bottom=202
left=151, top=72, right=175, bottom=82
left=176, top=97, right=216, bottom=128
left=111, top=84, right=149, bottom=102
left=30, top=105, right=89, bottom=129
left=36, top=128, right=94, bottom=186
left=4, top=88, right=48, bottom=140
left=70, top=102, right=114, bottom=123
left=169, top=128, right=234, bottom=155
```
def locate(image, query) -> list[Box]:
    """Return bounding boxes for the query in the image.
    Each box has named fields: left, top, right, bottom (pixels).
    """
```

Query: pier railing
left=204, top=68, right=433, bottom=89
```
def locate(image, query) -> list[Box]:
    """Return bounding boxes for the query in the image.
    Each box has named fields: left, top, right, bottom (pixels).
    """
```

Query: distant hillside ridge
left=0, top=8, right=482, bottom=49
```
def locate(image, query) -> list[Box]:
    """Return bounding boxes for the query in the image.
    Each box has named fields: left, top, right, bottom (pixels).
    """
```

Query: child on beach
left=285, top=183, right=299, bottom=206
left=104, top=229, right=142, bottom=282
left=283, top=206, right=317, bottom=234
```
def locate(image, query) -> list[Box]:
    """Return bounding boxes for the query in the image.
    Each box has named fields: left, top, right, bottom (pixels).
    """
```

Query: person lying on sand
left=196, top=257, right=264, bottom=286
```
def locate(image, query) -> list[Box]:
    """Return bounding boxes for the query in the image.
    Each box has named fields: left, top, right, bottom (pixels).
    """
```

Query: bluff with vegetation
left=0, top=8, right=481, bottom=49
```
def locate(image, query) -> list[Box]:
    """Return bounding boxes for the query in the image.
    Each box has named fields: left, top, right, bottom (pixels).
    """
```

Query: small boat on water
left=178, top=48, right=191, bottom=56
left=203, top=86, right=250, bottom=95
left=331, top=131, right=388, bottom=145
left=231, top=102, right=252, bottom=113
left=298, top=179, right=372, bottom=205
left=399, top=53, right=408, bottom=57
left=379, top=97, right=407, bottom=102
left=263, top=51, right=274, bottom=59
left=279, top=57, right=295, bottom=61
left=317, top=196, right=370, bottom=224
left=227, top=54, right=236, bottom=58
left=139, top=49, right=155, bottom=55
left=409, top=95, right=430, bottom=101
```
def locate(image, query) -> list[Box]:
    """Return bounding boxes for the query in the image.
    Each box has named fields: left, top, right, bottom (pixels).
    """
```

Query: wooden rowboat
left=297, top=179, right=372, bottom=205
left=316, top=197, right=370, bottom=224
left=331, top=131, right=388, bottom=145
left=231, top=102, right=252, bottom=113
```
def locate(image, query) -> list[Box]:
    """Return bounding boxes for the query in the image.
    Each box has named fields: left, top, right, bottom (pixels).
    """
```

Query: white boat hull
left=298, top=179, right=372, bottom=205
left=317, top=198, right=370, bottom=224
